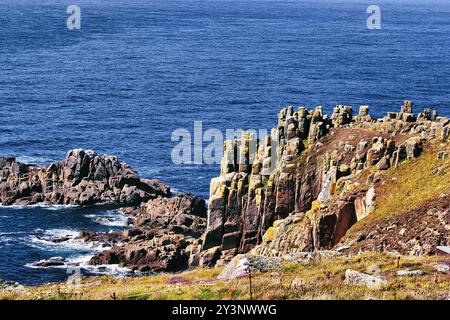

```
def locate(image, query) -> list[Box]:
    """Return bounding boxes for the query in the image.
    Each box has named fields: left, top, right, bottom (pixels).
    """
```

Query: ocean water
left=0, top=0, right=449, bottom=285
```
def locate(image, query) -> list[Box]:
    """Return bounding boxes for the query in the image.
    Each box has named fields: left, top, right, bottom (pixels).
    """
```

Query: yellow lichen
left=310, top=200, right=321, bottom=212
left=262, top=227, right=277, bottom=243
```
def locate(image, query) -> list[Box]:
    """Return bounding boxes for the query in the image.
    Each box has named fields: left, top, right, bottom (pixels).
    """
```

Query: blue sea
left=0, top=0, right=449, bottom=285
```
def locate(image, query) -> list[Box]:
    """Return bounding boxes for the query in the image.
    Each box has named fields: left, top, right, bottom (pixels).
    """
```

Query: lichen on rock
left=197, top=100, right=449, bottom=267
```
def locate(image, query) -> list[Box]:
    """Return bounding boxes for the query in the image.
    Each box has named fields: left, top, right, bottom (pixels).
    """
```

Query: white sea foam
left=45, top=204, right=79, bottom=211
left=81, top=264, right=130, bottom=276
left=25, top=257, right=67, bottom=269
left=0, top=203, right=79, bottom=210
left=140, top=167, right=163, bottom=175
left=0, top=231, right=27, bottom=236
left=27, top=228, right=111, bottom=252
left=16, top=155, right=53, bottom=164
left=24, top=227, right=129, bottom=276
left=1, top=231, right=27, bottom=246
left=0, top=235, right=14, bottom=245
left=85, top=210, right=129, bottom=227
left=26, top=254, right=131, bottom=276
left=69, top=254, right=130, bottom=275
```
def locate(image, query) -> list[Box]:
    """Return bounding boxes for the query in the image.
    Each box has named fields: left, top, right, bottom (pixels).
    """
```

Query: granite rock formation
left=193, top=101, right=449, bottom=267
left=2, top=100, right=448, bottom=274
left=0, top=149, right=170, bottom=206
left=0, top=148, right=209, bottom=273
left=89, top=193, right=207, bottom=272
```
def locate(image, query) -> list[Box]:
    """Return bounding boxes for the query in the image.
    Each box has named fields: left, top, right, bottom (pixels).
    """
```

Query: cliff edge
left=190, top=101, right=449, bottom=267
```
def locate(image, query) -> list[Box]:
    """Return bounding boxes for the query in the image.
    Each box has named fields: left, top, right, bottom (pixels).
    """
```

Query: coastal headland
left=1, top=100, right=448, bottom=299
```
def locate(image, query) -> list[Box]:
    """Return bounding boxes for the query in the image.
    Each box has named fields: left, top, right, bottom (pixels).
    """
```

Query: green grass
left=1, top=253, right=448, bottom=300
left=345, top=145, right=449, bottom=236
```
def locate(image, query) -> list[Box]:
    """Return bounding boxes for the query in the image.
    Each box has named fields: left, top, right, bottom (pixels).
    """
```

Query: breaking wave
left=0, top=203, right=79, bottom=210
left=27, top=228, right=111, bottom=252
left=85, top=210, right=129, bottom=227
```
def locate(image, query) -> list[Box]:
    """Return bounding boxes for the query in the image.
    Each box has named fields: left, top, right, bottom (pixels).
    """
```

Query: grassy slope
left=1, top=252, right=449, bottom=300
left=344, top=141, right=449, bottom=238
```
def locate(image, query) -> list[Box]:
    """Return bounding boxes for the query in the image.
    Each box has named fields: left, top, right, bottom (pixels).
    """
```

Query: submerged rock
left=32, top=257, right=67, bottom=268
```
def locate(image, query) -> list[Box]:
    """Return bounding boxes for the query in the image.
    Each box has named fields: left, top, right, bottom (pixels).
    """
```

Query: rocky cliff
left=0, top=149, right=170, bottom=206
left=190, top=101, right=449, bottom=267
left=2, top=101, right=448, bottom=275
left=0, top=148, right=209, bottom=272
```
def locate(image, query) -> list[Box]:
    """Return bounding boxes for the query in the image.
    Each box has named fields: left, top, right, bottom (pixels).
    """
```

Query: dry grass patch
left=346, top=146, right=449, bottom=236
left=1, top=252, right=448, bottom=300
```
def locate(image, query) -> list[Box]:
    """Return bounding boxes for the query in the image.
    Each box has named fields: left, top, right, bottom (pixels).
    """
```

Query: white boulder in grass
left=344, top=269, right=386, bottom=289
left=396, top=269, right=425, bottom=277
left=218, top=254, right=282, bottom=280
left=433, top=264, right=450, bottom=274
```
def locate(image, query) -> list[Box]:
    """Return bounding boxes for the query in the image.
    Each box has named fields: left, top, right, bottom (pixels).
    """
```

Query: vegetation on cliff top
left=1, top=252, right=448, bottom=300
left=344, top=140, right=449, bottom=238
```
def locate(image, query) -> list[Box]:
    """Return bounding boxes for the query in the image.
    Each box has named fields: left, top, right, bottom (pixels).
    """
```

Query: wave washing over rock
left=1, top=101, right=449, bottom=276
left=89, top=193, right=207, bottom=272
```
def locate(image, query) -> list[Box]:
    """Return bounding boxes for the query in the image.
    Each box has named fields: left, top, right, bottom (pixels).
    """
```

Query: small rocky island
left=1, top=100, right=449, bottom=276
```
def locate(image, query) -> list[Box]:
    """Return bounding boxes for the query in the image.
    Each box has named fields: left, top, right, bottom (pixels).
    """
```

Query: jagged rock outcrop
left=3, top=100, right=447, bottom=273
left=90, top=193, right=207, bottom=272
left=0, top=149, right=171, bottom=206
left=196, top=100, right=449, bottom=266
left=0, top=148, right=209, bottom=273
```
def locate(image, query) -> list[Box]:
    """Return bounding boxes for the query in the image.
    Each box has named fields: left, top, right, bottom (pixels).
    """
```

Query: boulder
left=376, top=156, right=390, bottom=170
left=433, top=264, right=450, bottom=274
left=396, top=269, right=425, bottom=277
left=344, top=269, right=385, bottom=288
left=32, top=257, right=66, bottom=267
left=282, top=250, right=341, bottom=263
left=218, top=254, right=282, bottom=280
left=90, top=193, right=207, bottom=273
left=199, top=246, right=222, bottom=268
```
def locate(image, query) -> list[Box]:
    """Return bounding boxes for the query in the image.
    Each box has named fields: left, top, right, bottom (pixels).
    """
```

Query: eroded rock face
left=198, top=101, right=449, bottom=266
left=0, top=149, right=171, bottom=206
left=4, top=101, right=448, bottom=272
left=90, top=193, right=207, bottom=272
left=252, top=213, right=314, bottom=257
left=133, top=193, right=206, bottom=237
left=90, top=232, right=193, bottom=272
